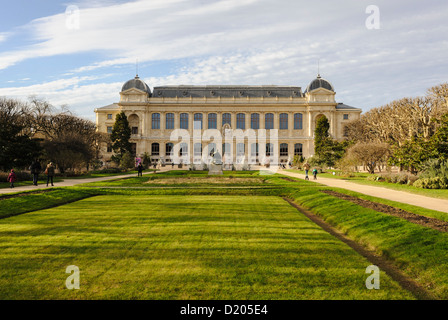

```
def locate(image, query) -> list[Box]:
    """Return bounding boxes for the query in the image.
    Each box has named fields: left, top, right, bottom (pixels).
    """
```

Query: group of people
left=303, top=162, right=318, bottom=180
left=6, top=160, right=56, bottom=188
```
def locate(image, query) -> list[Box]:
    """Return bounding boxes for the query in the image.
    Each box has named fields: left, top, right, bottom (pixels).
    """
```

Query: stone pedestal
left=208, top=163, right=223, bottom=175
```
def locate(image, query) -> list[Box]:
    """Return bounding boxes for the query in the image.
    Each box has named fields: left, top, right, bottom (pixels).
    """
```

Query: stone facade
left=94, top=74, right=361, bottom=165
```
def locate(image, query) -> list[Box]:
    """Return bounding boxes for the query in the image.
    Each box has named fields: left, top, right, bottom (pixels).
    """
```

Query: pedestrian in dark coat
left=7, top=169, right=17, bottom=188
left=137, top=163, right=143, bottom=177
left=45, top=162, right=55, bottom=187
left=30, top=160, right=42, bottom=186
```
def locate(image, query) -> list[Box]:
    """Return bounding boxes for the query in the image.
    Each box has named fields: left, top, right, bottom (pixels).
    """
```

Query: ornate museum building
left=95, top=74, right=361, bottom=166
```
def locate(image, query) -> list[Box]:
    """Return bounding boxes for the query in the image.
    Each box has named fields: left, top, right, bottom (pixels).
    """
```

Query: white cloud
left=1, top=0, right=448, bottom=116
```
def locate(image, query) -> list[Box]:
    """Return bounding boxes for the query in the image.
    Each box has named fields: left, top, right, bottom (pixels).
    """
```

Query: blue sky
left=0, top=0, right=447, bottom=120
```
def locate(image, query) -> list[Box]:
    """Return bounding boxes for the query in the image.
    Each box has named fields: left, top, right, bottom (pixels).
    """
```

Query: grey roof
left=336, top=103, right=360, bottom=110
left=305, top=75, right=334, bottom=93
left=152, top=85, right=303, bottom=98
left=96, top=103, right=119, bottom=110
left=121, top=76, right=151, bottom=95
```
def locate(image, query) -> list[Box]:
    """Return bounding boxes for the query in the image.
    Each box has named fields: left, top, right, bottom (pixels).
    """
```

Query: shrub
left=419, top=159, right=448, bottom=179
left=414, top=177, right=448, bottom=189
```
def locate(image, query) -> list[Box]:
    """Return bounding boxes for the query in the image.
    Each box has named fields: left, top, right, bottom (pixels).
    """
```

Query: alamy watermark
left=66, top=5, right=80, bottom=30
left=365, top=265, right=380, bottom=289
left=66, top=265, right=80, bottom=290
left=365, top=5, right=380, bottom=30
left=169, top=122, right=281, bottom=174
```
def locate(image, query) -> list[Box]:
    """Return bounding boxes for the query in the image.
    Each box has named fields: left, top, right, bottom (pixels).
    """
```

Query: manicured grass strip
left=283, top=197, right=434, bottom=300
left=288, top=187, right=448, bottom=299
left=0, top=195, right=412, bottom=300
left=0, top=188, right=96, bottom=219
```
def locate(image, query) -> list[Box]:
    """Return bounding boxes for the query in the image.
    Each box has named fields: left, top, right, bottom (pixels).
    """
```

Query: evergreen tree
left=313, top=115, right=345, bottom=168
left=110, top=111, right=132, bottom=156
left=314, top=116, right=330, bottom=154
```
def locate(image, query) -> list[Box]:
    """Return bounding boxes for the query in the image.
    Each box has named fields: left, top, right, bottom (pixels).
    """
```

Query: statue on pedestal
left=208, top=149, right=223, bottom=175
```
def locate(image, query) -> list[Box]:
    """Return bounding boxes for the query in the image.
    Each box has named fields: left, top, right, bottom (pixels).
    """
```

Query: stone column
left=217, top=112, right=222, bottom=131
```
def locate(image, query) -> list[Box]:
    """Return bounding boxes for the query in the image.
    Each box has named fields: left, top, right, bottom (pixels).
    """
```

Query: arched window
left=237, top=143, right=245, bottom=156
left=294, top=113, right=303, bottom=130
left=194, top=113, right=203, bottom=129
left=179, top=142, right=188, bottom=156
left=180, top=113, right=189, bottom=129
left=128, top=114, right=139, bottom=135
left=222, top=143, right=231, bottom=156
left=251, top=143, right=258, bottom=156
left=151, top=143, right=160, bottom=156
left=279, top=113, right=288, bottom=130
left=194, top=143, right=202, bottom=156
left=280, top=143, right=288, bottom=156
left=166, top=113, right=174, bottom=129
left=265, top=113, right=274, bottom=129
left=166, top=143, right=173, bottom=156
left=208, top=113, right=217, bottom=129
left=266, top=143, right=274, bottom=156
left=294, top=143, right=303, bottom=156
left=251, top=113, right=259, bottom=129
left=222, top=113, right=231, bottom=126
left=208, top=143, right=216, bottom=155
left=236, top=113, right=245, bottom=129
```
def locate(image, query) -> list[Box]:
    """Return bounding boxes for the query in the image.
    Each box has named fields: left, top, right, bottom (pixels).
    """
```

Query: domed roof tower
left=121, top=75, right=151, bottom=96
left=305, top=74, right=334, bottom=93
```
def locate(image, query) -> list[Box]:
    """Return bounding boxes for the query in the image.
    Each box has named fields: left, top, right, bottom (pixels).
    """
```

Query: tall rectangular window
left=251, top=113, right=259, bottom=129
left=265, top=113, right=274, bottom=129
left=294, top=113, right=303, bottom=130
left=131, top=127, right=138, bottom=135
left=222, top=113, right=231, bottom=127
left=279, top=113, right=288, bottom=130
left=166, top=113, right=174, bottom=129
left=194, top=113, right=203, bottom=129
left=152, top=113, right=160, bottom=129
left=180, top=113, right=189, bottom=129
left=237, top=113, right=245, bottom=129
left=343, top=114, right=349, bottom=120
left=107, top=114, right=113, bottom=120
left=107, top=126, right=113, bottom=134
left=208, top=113, right=217, bottom=129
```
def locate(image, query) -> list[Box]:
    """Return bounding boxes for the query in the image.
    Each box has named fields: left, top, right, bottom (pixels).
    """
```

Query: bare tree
left=346, top=142, right=390, bottom=174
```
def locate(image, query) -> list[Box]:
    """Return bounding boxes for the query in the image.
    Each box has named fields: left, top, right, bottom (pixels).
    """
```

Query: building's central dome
left=305, top=74, right=334, bottom=93
left=121, top=75, right=151, bottom=95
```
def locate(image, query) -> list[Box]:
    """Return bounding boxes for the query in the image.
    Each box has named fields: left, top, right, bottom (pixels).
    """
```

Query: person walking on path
left=45, top=162, right=55, bottom=187
left=137, top=162, right=143, bottom=177
left=7, top=169, right=17, bottom=188
left=304, top=162, right=310, bottom=180
left=312, top=168, right=318, bottom=180
left=30, top=160, right=42, bottom=186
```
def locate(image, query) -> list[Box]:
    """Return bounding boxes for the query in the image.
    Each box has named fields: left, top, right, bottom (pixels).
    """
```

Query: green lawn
left=0, top=194, right=411, bottom=300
